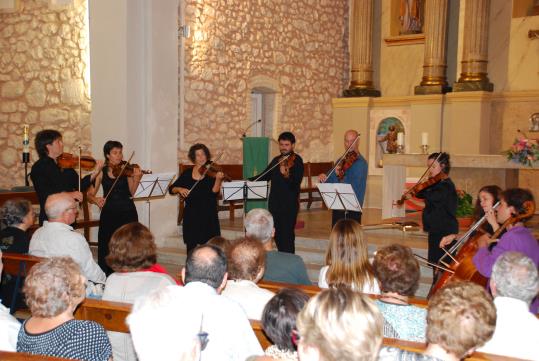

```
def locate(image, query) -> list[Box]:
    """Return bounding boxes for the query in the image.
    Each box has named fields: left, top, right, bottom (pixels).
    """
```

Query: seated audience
left=379, top=282, right=496, bottom=361
left=17, top=257, right=112, bottom=360
left=318, top=219, right=379, bottom=293
left=222, top=238, right=275, bottom=320
left=103, top=222, right=176, bottom=361
left=29, top=192, right=106, bottom=295
left=0, top=198, right=34, bottom=308
left=296, top=287, right=383, bottom=361
left=207, top=235, right=232, bottom=251
left=373, top=244, right=426, bottom=342
left=246, top=208, right=311, bottom=285
left=180, top=244, right=263, bottom=360
left=0, top=198, right=34, bottom=253
left=261, top=288, right=309, bottom=360
left=127, top=286, right=202, bottom=361
left=0, top=249, right=21, bottom=352
left=478, top=252, right=539, bottom=359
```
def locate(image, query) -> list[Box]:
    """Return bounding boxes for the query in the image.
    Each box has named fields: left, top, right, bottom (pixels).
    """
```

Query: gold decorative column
left=344, top=0, right=380, bottom=97
left=453, top=0, right=493, bottom=92
left=414, top=0, right=450, bottom=95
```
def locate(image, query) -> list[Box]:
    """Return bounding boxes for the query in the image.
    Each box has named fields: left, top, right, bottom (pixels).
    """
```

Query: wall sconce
left=179, top=25, right=190, bottom=39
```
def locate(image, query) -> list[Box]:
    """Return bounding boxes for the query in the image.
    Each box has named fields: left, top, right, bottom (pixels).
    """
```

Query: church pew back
left=1, top=253, right=43, bottom=277
left=0, top=351, right=73, bottom=361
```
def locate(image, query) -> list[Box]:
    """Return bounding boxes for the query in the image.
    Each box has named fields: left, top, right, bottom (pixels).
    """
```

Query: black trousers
left=331, top=210, right=362, bottom=227
left=271, top=206, right=298, bottom=254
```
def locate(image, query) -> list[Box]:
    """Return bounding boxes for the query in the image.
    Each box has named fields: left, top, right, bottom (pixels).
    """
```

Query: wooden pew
left=0, top=191, right=99, bottom=245
left=0, top=351, right=73, bottom=361
left=1, top=253, right=44, bottom=314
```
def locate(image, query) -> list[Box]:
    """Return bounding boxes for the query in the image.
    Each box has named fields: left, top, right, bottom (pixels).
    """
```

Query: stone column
left=453, top=0, right=493, bottom=92
left=344, top=0, right=380, bottom=97
left=414, top=0, right=450, bottom=95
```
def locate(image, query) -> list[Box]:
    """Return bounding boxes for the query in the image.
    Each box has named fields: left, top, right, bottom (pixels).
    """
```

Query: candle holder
left=397, top=144, right=405, bottom=154
left=420, top=144, right=429, bottom=154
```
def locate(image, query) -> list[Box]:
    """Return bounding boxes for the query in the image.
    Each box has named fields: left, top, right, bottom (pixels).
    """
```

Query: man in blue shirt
left=319, top=130, right=368, bottom=226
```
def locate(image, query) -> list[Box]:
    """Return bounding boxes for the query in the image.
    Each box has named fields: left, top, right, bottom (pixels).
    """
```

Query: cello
left=428, top=200, right=535, bottom=298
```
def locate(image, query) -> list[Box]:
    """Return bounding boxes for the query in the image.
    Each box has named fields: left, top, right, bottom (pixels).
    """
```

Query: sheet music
left=222, top=181, right=268, bottom=201
left=133, top=172, right=176, bottom=199
left=316, top=183, right=362, bottom=212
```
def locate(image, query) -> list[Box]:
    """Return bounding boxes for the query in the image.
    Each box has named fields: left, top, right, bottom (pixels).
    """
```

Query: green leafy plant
left=456, top=189, right=474, bottom=217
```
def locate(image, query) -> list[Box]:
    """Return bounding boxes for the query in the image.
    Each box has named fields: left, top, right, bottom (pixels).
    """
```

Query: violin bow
left=323, top=134, right=360, bottom=182
left=104, top=151, right=135, bottom=201
left=78, top=146, right=82, bottom=192
left=252, top=153, right=291, bottom=182
left=187, top=151, right=224, bottom=196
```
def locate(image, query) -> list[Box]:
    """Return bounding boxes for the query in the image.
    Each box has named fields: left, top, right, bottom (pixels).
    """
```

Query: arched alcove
left=246, top=75, right=282, bottom=142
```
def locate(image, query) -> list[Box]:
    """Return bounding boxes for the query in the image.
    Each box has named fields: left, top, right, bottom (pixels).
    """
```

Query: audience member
left=478, top=252, right=539, bottom=359
left=207, top=235, right=232, bottom=251
left=222, top=238, right=274, bottom=320
left=261, top=288, right=309, bottom=360
left=318, top=219, right=379, bottom=293
left=0, top=198, right=34, bottom=253
left=0, top=249, right=21, bottom=352
left=29, top=192, right=106, bottom=295
left=103, top=222, right=176, bottom=361
left=127, top=286, right=202, bottom=361
left=181, top=244, right=263, bottom=360
left=379, top=282, right=496, bottom=361
left=17, top=257, right=112, bottom=360
left=245, top=209, right=311, bottom=285
left=296, top=287, right=383, bottom=361
left=373, top=244, right=426, bottom=342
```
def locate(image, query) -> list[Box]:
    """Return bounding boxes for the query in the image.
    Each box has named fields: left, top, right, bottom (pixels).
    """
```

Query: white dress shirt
left=103, top=271, right=177, bottom=361
left=222, top=280, right=275, bottom=320
left=478, top=296, right=539, bottom=360
left=29, top=221, right=106, bottom=286
left=183, top=281, right=263, bottom=361
left=317, top=265, right=380, bottom=294
left=0, top=303, right=20, bottom=351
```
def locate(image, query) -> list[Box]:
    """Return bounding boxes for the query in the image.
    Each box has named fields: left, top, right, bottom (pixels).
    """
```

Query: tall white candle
left=421, top=132, right=428, bottom=146
left=397, top=132, right=404, bottom=146
left=23, top=124, right=29, bottom=153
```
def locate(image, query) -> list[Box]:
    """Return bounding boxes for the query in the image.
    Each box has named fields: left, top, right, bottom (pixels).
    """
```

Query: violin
left=57, top=153, right=96, bottom=171
left=396, top=172, right=447, bottom=206
left=111, top=161, right=152, bottom=178
left=199, top=161, right=231, bottom=181
left=280, top=152, right=296, bottom=179
left=336, top=151, right=358, bottom=181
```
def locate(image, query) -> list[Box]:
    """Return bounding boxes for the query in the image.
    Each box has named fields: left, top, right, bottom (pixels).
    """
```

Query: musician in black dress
left=169, top=143, right=224, bottom=253
left=87, top=141, right=140, bottom=275
left=414, top=152, right=458, bottom=267
left=250, top=132, right=304, bottom=254
left=30, top=129, right=103, bottom=224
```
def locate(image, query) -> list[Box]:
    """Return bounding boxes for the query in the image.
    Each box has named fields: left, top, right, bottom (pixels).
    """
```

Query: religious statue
left=530, top=113, right=539, bottom=132
left=400, top=0, right=422, bottom=35
left=379, top=125, right=398, bottom=154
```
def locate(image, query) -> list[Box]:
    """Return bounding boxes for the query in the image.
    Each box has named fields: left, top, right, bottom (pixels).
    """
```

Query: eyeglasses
left=291, top=329, right=301, bottom=347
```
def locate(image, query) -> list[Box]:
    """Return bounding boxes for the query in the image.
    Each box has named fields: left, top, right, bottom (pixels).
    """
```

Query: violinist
left=86, top=141, right=140, bottom=274
left=319, top=129, right=367, bottom=226
left=30, top=129, right=103, bottom=224
left=168, top=143, right=224, bottom=253
left=249, top=132, right=304, bottom=254
left=472, top=188, right=539, bottom=312
left=413, top=152, right=458, bottom=272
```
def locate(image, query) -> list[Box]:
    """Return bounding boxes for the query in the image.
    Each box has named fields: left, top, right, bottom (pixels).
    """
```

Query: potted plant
left=456, top=189, right=474, bottom=228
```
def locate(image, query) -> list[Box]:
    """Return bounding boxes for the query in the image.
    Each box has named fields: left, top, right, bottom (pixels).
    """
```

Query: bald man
left=319, top=130, right=368, bottom=226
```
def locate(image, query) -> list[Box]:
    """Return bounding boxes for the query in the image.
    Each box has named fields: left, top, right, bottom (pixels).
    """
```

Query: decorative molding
left=383, top=33, right=425, bottom=46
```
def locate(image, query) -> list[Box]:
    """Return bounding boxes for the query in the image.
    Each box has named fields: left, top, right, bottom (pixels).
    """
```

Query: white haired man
left=29, top=192, right=105, bottom=295
left=478, top=252, right=539, bottom=359
left=245, top=208, right=311, bottom=285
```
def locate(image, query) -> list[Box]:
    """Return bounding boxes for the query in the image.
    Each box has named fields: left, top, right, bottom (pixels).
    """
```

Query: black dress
left=30, top=156, right=92, bottom=224
left=251, top=154, right=304, bottom=254
left=169, top=168, right=220, bottom=253
left=0, top=226, right=30, bottom=309
left=97, top=168, right=138, bottom=275
left=415, top=177, right=458, bottom=264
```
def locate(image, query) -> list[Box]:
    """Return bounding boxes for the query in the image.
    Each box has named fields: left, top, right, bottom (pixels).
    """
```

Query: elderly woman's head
left=0, top=198, right=34, bottom=229
left=23, top=257, right=86, bottom=317
left=296, top=287, right=383, bottom=361
left=262, top=288, right=309, bottom=353
left=106, top=222, right=157, bottom=272
left=373, top=244, right=420, bottom=296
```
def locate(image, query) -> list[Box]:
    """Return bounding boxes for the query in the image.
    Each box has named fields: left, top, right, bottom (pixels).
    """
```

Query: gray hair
left=0, top=199, right=32, bottom=228
left=244, top=208, right=273, bottom=243
left=44, top=193, right=73, bottom=220
left=492, top=252, right=539, bottom=305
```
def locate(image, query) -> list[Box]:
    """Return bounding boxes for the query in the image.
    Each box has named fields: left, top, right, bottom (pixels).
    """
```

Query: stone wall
left=0, top=0, right=90, bottom=189
left=181, top=0, right=349, bottom=164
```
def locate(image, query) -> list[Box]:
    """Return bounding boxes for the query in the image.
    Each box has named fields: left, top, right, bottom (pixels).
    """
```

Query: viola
left=280, top=152, right=296, bottom=179
left=336, top=151, right=358, bottom=181
left=396, top=172, right=447, bottom=206
left=111, top=161, right=151, bottom=178
left=57, top=153, right=96, bottom=171
left=199, top=161, right=232, bottom=181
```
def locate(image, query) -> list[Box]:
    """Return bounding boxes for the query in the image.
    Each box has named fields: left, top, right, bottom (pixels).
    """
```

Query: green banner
left=243, top=137, right=269, bottom=211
